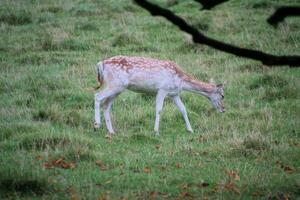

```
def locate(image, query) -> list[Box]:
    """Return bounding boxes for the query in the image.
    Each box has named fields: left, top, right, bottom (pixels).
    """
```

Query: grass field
left=0, top=0, right=299, bottom=199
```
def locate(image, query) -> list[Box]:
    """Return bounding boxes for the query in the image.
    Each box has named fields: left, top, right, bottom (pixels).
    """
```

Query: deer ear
left=217, top=84, right=224, bottom=93
left=217, top=83, right=223, bottom=88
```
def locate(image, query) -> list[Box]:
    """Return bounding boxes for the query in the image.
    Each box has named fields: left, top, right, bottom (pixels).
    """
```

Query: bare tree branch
left=134, top=0, right=300, bottom=67
left=193, top=0, right=229, bottom=10
left=267, top=6, right=300, bottom=27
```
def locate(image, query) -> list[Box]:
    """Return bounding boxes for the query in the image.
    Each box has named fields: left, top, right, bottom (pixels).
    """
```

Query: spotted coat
left=94, top=55, right=224, bottom=135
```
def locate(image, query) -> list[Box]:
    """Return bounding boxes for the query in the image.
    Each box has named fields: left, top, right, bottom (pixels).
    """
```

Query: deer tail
left=94, top=61, right=104, bottom=90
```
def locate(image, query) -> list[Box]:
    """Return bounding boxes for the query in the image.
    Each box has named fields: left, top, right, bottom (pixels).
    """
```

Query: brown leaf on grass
left=251, top=191, right=265, bottom=197
left=98, top=197, right=106, bottom=200
left=180, top=192, right=194, bottom=199
left=198, top=182, right=209, bottom=188
left=224, top=182, right=240, bottom=194
left=288, top=140, right=300, bottom=148
left=276, top=161, right=295, bottom=174
left=71, top=192, right=80, bottom=200
left=198, top=135, right=208, bottom=143
left=144, top=166, right=151, bottom=173
left=182, top=191, right=193, bottom=196
left=282, top=165, right=295, bottom=173
left=176, top=163, right=182, bottom=168
left=54, top=158, right=75, bottom=169
left=43, top=158, right=76, bottom=169
left=68, top=187, right=80, bottom=200
left=179, top=183, right=188, bottom=190
left=54, top=158, right=64, bottom=165
left=61, top=162, right=76, bottom=169
left=211, top=184, right=220, bottom=193
left=225, top=169, right=240, bottom=181
left=43, top=162, right=54, bottom=169
left=96, top=160, right=108, bottom=171
left=36, top=155, right=43, bottom=160
left=267, top=192, right=289, bottom=200
left=149, top=191, right=158, bottom=199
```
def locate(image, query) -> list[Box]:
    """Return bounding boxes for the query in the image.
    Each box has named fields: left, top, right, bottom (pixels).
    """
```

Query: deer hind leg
left=154, top=90, right=168, bottom=135
left=94, top=87, right=123, bottom=132
left=172, top=95, right=193, bottom=133
left=103, top=95, right=119, bottom=134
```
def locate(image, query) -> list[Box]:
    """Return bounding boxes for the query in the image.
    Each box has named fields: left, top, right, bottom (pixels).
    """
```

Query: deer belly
left=127, top=78, right=160, bottom=93
left=127, top=71, right=179, bottom=93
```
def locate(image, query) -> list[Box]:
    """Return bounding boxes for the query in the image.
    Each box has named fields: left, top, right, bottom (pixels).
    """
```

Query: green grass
left=0, top=0, right=299, bottom=199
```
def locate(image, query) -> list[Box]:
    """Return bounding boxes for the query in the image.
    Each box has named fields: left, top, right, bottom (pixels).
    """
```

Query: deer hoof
left=94, top=122, right=101, bottom=129
left=187, top=129, right=193, bottom=133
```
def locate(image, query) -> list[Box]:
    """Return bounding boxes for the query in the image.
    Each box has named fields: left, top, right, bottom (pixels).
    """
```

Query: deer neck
left=182, top=78, right=215, bottom=98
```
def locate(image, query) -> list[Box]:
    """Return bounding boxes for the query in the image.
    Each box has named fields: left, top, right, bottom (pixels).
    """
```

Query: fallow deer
left=94, top=55, right=224, bottom=135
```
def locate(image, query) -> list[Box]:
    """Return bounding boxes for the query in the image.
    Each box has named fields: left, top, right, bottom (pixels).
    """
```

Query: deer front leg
left=154, top=90, right=167, bottom=135
left=172, top=95, right=193, bottom=133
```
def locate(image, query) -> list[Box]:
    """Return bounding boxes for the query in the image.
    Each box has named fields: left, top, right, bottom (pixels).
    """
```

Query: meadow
left=0, top=0, right=299, bottom=199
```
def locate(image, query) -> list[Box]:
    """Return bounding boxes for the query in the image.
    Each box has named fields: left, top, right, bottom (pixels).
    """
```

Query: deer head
left=210, top=83, right=225, bottom=113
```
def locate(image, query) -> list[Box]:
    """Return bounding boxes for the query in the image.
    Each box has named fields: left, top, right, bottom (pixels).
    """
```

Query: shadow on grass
left=242, top=134, right=270, bottom=151
left=42, top=38, right=90, bottom=51
left=249, top=74, right=299, bottom=101
left=0, top=155, right=55, bottom=196
left=239, top=63, right=264, bottom=72
left=249, top=74, right=288, bottom=89
left=112, top=32, right=159, bottom=52
left=32, top=106, right=90, bottom=128
left=20, top=136, right=71, bottom=150
left=0, top=8, right=32, bottom=25
left=17, top=131, right=97, bottom=161
left=262, top=86, right=298, bottom=101
left=0, top=178, right=48, bottom=196
left=231, top=133, right=271, bottom=157
left=0, top=123, right=39, bottom=141
left=40, top=6, right=63, bottom=13
left=129, top=134, right=160, bottom=144
left=252, top=1, right=272, bottom=9
left=75, top=21, right=98, bottom=31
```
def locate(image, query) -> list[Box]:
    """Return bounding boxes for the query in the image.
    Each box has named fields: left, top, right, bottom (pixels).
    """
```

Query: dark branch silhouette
left=134, top=0, right=300, bottom=67
left=267, top=6, right=300, bottom=27
left=193, top=0, right=229, bottom=10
